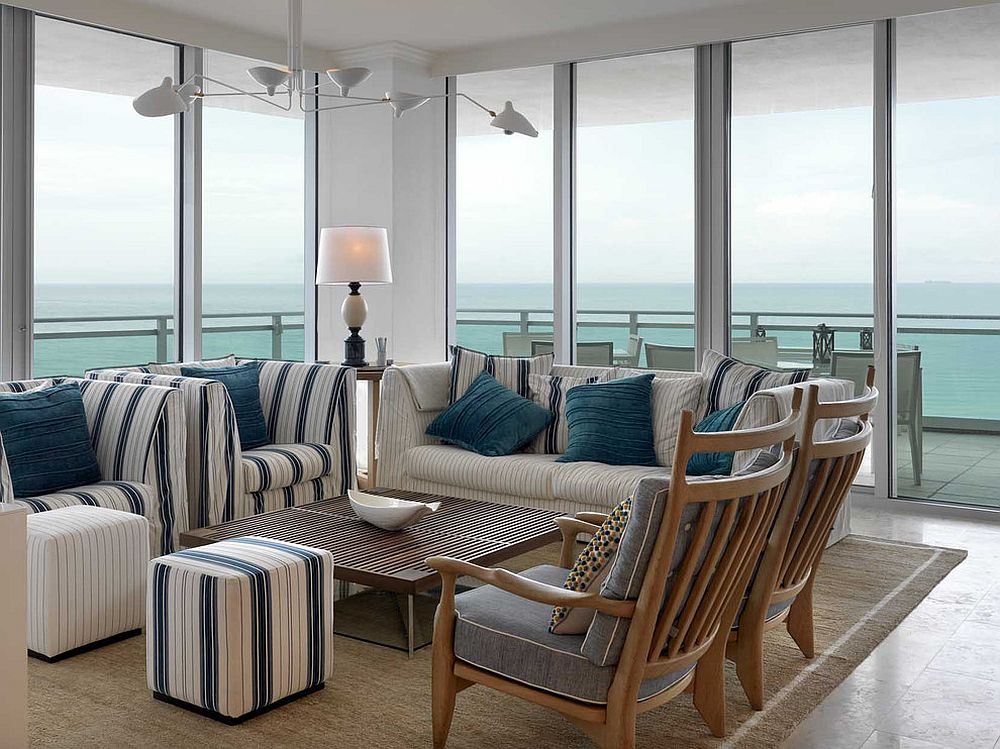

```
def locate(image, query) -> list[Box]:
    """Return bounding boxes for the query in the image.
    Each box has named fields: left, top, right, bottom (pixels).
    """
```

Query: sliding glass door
left=894, top=5, right=1000, bottom=506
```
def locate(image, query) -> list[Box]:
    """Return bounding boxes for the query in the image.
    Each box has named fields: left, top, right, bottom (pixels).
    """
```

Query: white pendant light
left=490, top=101, right=538, bottom=137
left=133, top=77, right=199, bottom=117
left=326, top=67, right=373, bottom=97
left=386, top=91, right=430, bottom=118
left=248, top=66, right=292, bottom=96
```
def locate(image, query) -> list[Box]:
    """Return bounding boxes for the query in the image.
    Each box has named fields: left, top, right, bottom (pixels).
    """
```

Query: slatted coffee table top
left=179, top=489, right=563, bottom=594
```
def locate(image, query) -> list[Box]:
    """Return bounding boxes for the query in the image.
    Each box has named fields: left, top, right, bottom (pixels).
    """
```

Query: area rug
left=27, top=535, right=965, bottom=749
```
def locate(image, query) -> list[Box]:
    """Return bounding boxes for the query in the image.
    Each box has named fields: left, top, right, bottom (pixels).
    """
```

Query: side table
left=355, top=365, right=387, bottom=487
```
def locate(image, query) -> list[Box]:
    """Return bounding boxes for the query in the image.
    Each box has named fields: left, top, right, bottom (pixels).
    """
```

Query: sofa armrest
left=77, top=379, right=189, bottom=553
left=376, top=367, right=444, bottom=489
left=254, top=361, right=357, bottom=495
left=85, top=369, right=243, bottom=528
left=0, top=433, right=13, bottom=504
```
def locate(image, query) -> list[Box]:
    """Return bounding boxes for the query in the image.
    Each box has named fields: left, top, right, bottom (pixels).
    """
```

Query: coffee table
left=179, top=489, right=563, bottom=657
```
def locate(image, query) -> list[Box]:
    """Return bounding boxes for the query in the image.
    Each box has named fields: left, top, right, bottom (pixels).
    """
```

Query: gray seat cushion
left=453, top=565, right=693, bottom=705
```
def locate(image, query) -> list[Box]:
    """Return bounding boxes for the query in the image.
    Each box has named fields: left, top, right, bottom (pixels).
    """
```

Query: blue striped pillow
left=0, top=382, right=101, bottom=497
left=181, top=362, right=270, bottom=450
left=557, top=374, right=657, bottom=466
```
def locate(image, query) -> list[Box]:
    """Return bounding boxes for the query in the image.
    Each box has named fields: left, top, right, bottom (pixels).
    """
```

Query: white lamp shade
left=316, top=226, right=392, bottom=285
left=134, top=77, right=193, bottom=117
left=490, top=100, right=538, bottom=137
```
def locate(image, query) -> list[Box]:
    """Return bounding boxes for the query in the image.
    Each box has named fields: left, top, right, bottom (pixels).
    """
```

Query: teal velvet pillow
left=426, top=371, right=553, bottom=457
left=0, top=382, right=101, bottom=497
left=557, top=374, right=657, bottom=467
left=686, top=400, right=746, bottom=476
left=181, top=362, right=270, bottom=450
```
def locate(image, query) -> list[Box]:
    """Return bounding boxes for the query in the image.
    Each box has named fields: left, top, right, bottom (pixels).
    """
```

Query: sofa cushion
left=242, top=443, right=336, bottom=493
left=552, top=462, right=669, bottom=508
left=448, top=346, right=554, bottom=403
left=426, top=372, right=553, bottom=457
left=528, top=371, right=611, bottom=455
left=701, top=349, right=810, bottom=416
left=15, top=480, right=153, bottom=516
left=181, top=362, right=270, bottom=451
left=0, top=382, right=102, bottom=497
left=404, top=445, right=561, bottom=499
left=454, top=564, right=694, bottom=705
left=558, top=375, right=657, bottom=467
left=147, top=355, right=236, bottom=376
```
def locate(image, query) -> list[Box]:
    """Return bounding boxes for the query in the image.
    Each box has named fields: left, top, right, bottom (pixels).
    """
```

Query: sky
left=456, top=96, right=1000, bottom=286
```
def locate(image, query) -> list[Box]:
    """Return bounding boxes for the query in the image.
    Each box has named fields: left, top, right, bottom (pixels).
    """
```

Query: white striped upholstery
left=405, top=446, right=561, bottom=499
left=551, top=463, right=670, bottom=507
left=146, top=355, right=236, bottom=376
left=0, top=378, right=187, bottom=555
left=647, top=376, right=704, bottom=466
left=241, top=443, right=336, bottom=493
left=248, top=475, right=341, bottom=515
left=27, top=506, right=148, bottom=659
left=89, top=361, right=356, bottom=530
left=376, top=368, right=442, bottom=489
left=148, top=536, right=334, bottom=721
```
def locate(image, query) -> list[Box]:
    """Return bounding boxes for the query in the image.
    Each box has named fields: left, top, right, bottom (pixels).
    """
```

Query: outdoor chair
left=644, top=342, right=696, bottom=371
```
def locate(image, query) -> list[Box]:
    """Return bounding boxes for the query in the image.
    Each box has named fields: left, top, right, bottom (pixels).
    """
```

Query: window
left=575, top=50, right=696, bottom=370
left=201, top=51, right=306, bottom=361
left=33, top=18, right=176, bottom=375
left=895, top=5, right=1000, bottom=505
left=454, top=67, right=553, bottom=355
left=730, top=27, right=875, bottom=481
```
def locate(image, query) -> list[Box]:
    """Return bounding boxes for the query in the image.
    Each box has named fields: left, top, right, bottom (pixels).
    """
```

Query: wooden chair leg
left=731, top=619, right=766, bottom=711
left=787, top=579, right=816, bottom=659
left=692, top=634, right=727, bottom=737
left=431, top=577, right=459, bottom=749
left=432, top=669, right=458, bottom=749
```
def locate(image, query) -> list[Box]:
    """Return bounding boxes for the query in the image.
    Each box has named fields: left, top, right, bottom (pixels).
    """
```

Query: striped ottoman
left=27, top=505, right=149, bottom=661
left=147, top=536, right=334, bottom=724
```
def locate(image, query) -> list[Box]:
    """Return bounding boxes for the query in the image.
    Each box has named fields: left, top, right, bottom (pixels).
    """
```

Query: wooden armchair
left=727, top=367, right=877, bottom=710
left=426, top=399, right=801, bottom=749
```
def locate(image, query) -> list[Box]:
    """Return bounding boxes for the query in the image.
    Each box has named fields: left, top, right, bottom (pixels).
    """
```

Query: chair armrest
left=426, top=556, right=635, bottom=618
left=555, top=516, right=602, bottom=567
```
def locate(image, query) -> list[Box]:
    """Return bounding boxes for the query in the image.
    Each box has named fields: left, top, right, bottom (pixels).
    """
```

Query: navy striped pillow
left=0, top=382, right=101, bottom=497
left=448, top=346, right=554, bottom=403
left=701, top=349, right=810, bottom=416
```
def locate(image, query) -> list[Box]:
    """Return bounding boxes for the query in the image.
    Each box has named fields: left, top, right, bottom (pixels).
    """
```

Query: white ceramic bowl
left=348, top=490, right=440, bottom=531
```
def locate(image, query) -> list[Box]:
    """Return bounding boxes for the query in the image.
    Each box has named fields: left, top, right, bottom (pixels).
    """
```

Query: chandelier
left=132, top=0, right=538, bottom=137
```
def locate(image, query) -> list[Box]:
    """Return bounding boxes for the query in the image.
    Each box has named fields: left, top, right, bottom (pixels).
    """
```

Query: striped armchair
left=87, top=359, right=356, bottom=528
left=0, top=378, right=187, bottom=554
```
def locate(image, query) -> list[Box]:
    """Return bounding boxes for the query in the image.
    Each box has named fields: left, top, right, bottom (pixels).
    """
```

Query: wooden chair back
left=610, top=396, right=802, bottom=698
left=746, top=367, right=877, bottom=621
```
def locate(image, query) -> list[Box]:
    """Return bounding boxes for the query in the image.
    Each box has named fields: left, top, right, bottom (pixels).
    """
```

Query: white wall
left=316, top=47, right=447, bottom=366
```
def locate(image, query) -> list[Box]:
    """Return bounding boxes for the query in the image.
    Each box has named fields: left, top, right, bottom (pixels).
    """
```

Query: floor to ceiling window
left=454, top=67, right=553, bottom=355
left=33, top=17, right=176, bottom=375
left=575, top=50, right=696, bottom=370
left=202, top=50, right=305, bottom=361
left=730, top=26, right=875, bottom=482
left=895, top=4, right=1000, bottom=506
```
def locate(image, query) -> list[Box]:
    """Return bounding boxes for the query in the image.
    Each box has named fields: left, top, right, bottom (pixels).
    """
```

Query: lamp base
left=343, top=328, right=368, bottom=367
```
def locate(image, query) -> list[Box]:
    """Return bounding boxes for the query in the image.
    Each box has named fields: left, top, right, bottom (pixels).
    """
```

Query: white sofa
left=376, top=361, right=855, bottom=518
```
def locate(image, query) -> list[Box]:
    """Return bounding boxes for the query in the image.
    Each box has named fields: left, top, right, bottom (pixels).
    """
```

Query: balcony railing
left=34, top=311, right=304, bottom=363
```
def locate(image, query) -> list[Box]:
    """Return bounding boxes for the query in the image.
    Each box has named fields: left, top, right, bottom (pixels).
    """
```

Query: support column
left=552, top=63, right=575, bottom=364
left=177, top=45, right=203, bottom=361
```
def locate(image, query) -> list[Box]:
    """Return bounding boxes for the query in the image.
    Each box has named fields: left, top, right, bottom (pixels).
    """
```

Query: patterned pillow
left=550, top=496, right=631, bottom=635
left=448, top=346, right=554, bottom=404
left=528, top=371, right=611, bottom=454
left=700, top=349, right=810, bottom=416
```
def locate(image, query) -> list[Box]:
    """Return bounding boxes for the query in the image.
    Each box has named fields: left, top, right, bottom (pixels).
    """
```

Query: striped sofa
left=377, top=361, right=854, bottom=518
left=0, top=378, right=187, bottom=554
left=87, top=358, right=356, bottom=528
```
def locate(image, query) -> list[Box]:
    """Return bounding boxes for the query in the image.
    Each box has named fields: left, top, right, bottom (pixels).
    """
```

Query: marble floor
left=781, top=492, right=1000, bottom=749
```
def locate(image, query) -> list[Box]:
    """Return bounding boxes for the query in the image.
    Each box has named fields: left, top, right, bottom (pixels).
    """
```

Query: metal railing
left=34, top=311, right=304, bottom=361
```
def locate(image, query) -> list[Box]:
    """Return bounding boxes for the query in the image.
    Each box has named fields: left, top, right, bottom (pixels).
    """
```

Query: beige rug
left=28, top=535, right=965, bottom=749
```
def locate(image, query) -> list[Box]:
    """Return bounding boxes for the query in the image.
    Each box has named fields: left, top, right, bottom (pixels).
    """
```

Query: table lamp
left=316, top=226, right=392, bottom=367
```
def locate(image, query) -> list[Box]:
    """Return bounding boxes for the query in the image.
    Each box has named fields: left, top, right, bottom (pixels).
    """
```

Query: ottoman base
left=153, top=683, right=325, bottom=725
left=28, top=628, right=142, bottom=663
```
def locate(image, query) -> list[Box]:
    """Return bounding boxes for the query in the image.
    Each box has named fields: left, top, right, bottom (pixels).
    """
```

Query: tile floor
left=781, top=493, right=1000, bottom=749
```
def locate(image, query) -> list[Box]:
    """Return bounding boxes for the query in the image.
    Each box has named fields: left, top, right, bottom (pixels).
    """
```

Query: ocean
left=31, top=282, right=1000, bottom=421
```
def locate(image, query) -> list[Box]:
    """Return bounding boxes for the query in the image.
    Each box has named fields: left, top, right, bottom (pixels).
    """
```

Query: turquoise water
left=30, top=282, right=1000, bottom=420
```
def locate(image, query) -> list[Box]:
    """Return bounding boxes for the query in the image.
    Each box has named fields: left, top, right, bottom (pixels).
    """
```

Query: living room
left=1, top=0, right=999, bottom=747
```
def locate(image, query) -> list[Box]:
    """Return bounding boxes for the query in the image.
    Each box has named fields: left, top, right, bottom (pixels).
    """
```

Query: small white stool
left=147, top=536, right=334, bottom=723
left=27, top=505, right=149, bottom=661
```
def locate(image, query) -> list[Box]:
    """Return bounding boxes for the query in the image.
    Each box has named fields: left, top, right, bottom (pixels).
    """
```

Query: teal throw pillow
left=426, top=371, right=553, bottom=457
left=557, top=374, right=657, bottom=466
left=686, top=400, right=746, bottom=476
left=181, top=362, right=270, bottom=450
left=0, top=382, right=102, bottom=497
